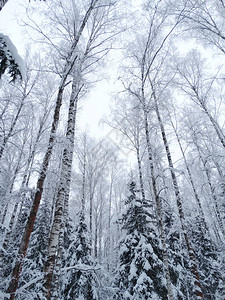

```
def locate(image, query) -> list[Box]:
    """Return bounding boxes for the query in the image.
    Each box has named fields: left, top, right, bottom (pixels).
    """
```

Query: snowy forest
left=0, top=0, right=224, bottom=299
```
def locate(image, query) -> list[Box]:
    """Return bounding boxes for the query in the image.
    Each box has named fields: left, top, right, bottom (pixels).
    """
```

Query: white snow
left=137, top=272, right=148, bottom=285
left=143, top=260, right=151, bottom=271
left=128, top=263, right=137, bottom=280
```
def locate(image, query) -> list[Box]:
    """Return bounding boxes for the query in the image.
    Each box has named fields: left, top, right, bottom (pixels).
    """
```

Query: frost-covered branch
left=0, top=0, right=46, bottom=11
left=61, top=263, right=101, bottom=272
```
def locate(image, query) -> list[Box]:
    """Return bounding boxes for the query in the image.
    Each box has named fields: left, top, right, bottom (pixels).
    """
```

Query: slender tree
left=175, top=50, right=225, bottom=148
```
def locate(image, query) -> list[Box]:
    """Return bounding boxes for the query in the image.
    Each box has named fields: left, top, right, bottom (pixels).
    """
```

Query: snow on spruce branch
left=0, top=33, right=25, bottom=83
left=61, top=263, right=101, bottom=272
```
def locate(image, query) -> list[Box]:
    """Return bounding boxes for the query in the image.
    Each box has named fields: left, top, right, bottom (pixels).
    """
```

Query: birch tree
left=0, top=55, right=41, bottom=160
left=43, top=0, right=122, bottom=297
left=169, top=109, right=209, bottom=232
left=106, top=100, right=147, bottom=203
left=0, top=0, right=45, bottom=12
left=5, top=1, right=102, bottom=299
left=174, top=50, right=225, bottom=149
left=175, top=0, right=225, bottom=55
left=182, top=112, right=225, bottom=237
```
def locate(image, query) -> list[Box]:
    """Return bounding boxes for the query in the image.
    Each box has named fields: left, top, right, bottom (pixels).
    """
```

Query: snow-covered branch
left=61, top=263, right=101, bottom=272
left=0, top=33, right=25, bottom=83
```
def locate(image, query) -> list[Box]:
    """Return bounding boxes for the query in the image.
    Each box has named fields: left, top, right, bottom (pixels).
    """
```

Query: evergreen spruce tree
left=0, top=190, right=33, bottom=294
left=164, top=207, right=191, bottom=299
left=0, top=33, right=24, bottom=82
left=62, top=212, right=98, bottom=300
left=114, top=179, right=167, bottom=299
left=190, top=216, right=224, bottom=299
left=16, top=199, right=51, bottom=299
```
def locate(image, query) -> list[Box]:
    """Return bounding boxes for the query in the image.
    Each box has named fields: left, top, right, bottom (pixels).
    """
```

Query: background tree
left=114, top=178, right=167, bottom=299
left=62, top=212, right=98, bottom=300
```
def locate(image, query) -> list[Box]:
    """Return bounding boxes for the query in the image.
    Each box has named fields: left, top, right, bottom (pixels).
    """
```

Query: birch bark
left=44, top=75, right=80, bottom=299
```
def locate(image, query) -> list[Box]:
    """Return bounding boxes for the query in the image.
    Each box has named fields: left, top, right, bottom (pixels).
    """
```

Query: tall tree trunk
left=1, top=203, right=8, bottom=224
left=204, top=143, right=225, bottom=200
left=136, top=143, right=146, bottom=202
left=0, top=200, right=19, bottom=269
left=21, top=115, right=47, bottom=188
left=106, top=178, right=113, bottom=270
left=143, top=106, right=175, bottom=300
left=1, top=201, right=19, bottom=250
left=44, top=76, right=79, bottom=300
left=0, top=95, right=25, bottom=160
left=196, top=144, right=225, bottom=237
left=9, top=133, right=27, bottom=193
left=54, top=192, right=70, bottom=296
left=201, top=102, right=225, bottom=148
left=5, top=2, right=98, bottom=297
left=94, top=213, right=98, bottom=258
left=153, top=91, right=204, bottom=299
left=1, top=140, right=26, bottom=258
left=98, top=199, right=103, bottom=262
left=170, top=119, right=209, bottom=232
left=89, top=191, right=94, bottom=252
left=81, top=151, right=86, bottom=213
